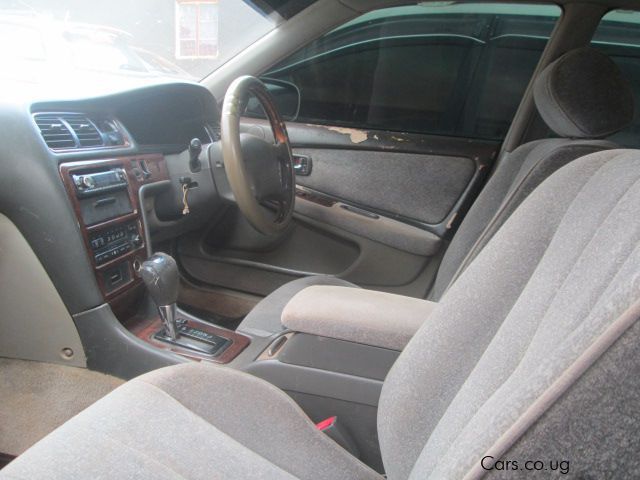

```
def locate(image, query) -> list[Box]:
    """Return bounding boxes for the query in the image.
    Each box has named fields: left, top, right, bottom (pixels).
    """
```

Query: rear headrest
left=533, top=47, right=634, bottom=139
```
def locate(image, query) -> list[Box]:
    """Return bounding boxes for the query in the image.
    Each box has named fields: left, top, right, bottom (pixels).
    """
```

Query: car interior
left=1, top=0, right=640, bottom=478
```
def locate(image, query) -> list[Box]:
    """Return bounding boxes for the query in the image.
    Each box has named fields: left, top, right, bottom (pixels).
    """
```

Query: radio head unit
left=72, top=168, right=128, bottom=197
left=71, top=167, right=133, bottom=226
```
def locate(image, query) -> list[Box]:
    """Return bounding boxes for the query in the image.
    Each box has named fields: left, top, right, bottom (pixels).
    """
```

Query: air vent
left=34, top=113, right=105, bottom=150
left=34, top=114, right=76, bottom=149
left=64, top=115, right=103, bottom=147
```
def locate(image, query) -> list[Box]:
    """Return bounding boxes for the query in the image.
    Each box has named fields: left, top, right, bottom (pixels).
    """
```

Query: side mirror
left=244, top=78, right=300, bottom=121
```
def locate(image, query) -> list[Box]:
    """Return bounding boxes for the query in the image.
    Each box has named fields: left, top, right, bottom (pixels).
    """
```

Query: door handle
left=293, top=154, right=312, bottom=176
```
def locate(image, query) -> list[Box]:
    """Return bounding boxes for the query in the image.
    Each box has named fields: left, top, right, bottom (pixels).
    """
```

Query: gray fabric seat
left=0, top=363, right=380, bottom=480
left=4, top=148, right=640, bottom=479
left=238, top=47, right=634, bottom=335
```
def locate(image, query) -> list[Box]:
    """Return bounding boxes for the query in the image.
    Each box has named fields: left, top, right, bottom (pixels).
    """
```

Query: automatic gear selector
left=140, top=253, right=229, bottom=356
left=140, top=252, right=180, bottom=339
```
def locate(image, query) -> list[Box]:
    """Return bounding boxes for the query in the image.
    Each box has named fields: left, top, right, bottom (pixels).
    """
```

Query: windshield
left=0, top=1, right=279, bottom=89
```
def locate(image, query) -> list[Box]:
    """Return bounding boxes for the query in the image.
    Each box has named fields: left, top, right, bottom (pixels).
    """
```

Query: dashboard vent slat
left=34, top=115, right=75, bottom=149
left=34, top=113, right=106, bottom=150
left=64, top=115, right=104, bottom=147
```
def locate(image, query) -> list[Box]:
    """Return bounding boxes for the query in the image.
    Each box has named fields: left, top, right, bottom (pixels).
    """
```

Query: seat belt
left=316, top=416, right=360, bottom=458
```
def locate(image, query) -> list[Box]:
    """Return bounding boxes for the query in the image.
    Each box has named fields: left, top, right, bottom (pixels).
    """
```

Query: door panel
left=238, top=119, right=497, bottom=238
left=178, top=215, right=432, bottom=296
left=294, top=190, right=441, bottom=256
left=176, top=121, right=498, bottom=298
left=180, top=215, right=360, bottom=278
left=294, top=148, right=475, bottom=226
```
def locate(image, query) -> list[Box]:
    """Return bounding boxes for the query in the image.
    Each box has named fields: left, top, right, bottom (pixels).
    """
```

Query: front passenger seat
left=238, top=47, right=635, bottom=336
left=4, top=149, right=640, bottom=478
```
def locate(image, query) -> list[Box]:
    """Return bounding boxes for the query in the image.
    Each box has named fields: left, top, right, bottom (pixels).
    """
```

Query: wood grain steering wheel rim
left=220, top=76, right=295, bottom=236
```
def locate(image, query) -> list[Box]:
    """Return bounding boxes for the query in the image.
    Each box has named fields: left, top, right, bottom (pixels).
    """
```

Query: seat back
left=379, top=149, right=640, bottom=479
left=430, top=47, right=634, bottom=299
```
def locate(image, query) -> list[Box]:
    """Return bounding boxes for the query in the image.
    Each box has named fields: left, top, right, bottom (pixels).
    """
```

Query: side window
left=263, top=3, right=560, bottom=140
left=592, top=10, right=640, bottom=147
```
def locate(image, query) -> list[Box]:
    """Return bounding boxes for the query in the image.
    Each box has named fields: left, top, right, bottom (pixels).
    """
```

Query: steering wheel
left=220, top=76, right=295, bottom=235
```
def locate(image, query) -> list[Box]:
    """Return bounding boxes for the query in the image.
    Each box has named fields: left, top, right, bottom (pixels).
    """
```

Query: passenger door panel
left=177, top=120, right=498, bottom=298
left=294, top=148, right=474, bottom=227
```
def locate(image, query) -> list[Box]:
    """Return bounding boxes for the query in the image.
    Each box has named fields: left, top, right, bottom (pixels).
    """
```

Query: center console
left=60, top=155, right=165, bottom=299
left=59, top=153, right=250, bottom=364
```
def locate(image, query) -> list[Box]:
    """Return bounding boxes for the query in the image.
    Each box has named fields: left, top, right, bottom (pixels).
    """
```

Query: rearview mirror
left=244, top=78, right=300, bottom=121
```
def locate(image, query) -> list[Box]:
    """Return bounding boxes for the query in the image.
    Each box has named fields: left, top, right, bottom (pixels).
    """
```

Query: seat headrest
left=533, top=47, right=634, bottom=139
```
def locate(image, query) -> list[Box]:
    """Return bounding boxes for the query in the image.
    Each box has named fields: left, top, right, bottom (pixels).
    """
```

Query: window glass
left=0, top=24, right=46, bottom=61
left=0, top=0, right=278, bottom=86
left=65, top=32, right=148, bottom=73
left=592, top=10, right=640, bottom=147
left=176, top=1, right=219, bottom=59
left=264, top=3, right=560, bottom=140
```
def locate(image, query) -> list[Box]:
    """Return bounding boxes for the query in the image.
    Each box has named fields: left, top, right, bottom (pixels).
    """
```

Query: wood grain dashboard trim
left=59, top=153, right=169, bottom=301
left=126, top=313, right=251, bottom=364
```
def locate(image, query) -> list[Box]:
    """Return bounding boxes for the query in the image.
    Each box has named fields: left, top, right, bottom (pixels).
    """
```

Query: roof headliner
left=341, top=0, right=640, bottom=12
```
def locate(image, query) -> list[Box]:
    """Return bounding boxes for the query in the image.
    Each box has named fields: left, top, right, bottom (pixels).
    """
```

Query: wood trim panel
left=126, top=314, right=251, bottom=364
left=59, top=154, right=168, bottom=302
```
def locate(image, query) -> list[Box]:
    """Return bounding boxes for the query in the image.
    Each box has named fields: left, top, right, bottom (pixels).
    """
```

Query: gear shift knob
left=140, top=253, right=180, bottom=339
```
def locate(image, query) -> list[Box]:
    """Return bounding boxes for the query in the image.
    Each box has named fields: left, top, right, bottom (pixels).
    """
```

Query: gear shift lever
left=140, top=253, right=179, bottom=340
left=139, top=253, right=231, bottom=356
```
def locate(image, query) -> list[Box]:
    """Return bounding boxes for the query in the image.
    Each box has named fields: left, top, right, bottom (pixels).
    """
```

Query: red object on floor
left=315, top=416, right=337, bottom=431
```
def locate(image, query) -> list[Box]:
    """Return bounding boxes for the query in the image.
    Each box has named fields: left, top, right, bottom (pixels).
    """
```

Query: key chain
left=182, top=183, right=190, bottom=215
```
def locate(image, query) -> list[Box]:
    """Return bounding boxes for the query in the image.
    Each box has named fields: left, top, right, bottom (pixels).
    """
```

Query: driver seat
left=3, top=148, right=640, bottom=478
left=238, top=47, right=634, bottom=337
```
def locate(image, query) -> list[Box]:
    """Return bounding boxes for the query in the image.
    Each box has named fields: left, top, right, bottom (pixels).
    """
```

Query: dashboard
left=31, top=82, right=219, bottom=153
left=118, top=91, right=218, bottom=147
left=0, top=81, right=224, bottom=316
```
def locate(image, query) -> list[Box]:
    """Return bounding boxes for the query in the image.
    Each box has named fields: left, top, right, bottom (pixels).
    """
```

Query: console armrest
left=281, top=286, right=437, bottom=351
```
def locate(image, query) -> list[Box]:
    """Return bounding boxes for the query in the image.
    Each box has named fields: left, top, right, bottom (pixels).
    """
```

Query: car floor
left=0, top=357, right=123, bottom=457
